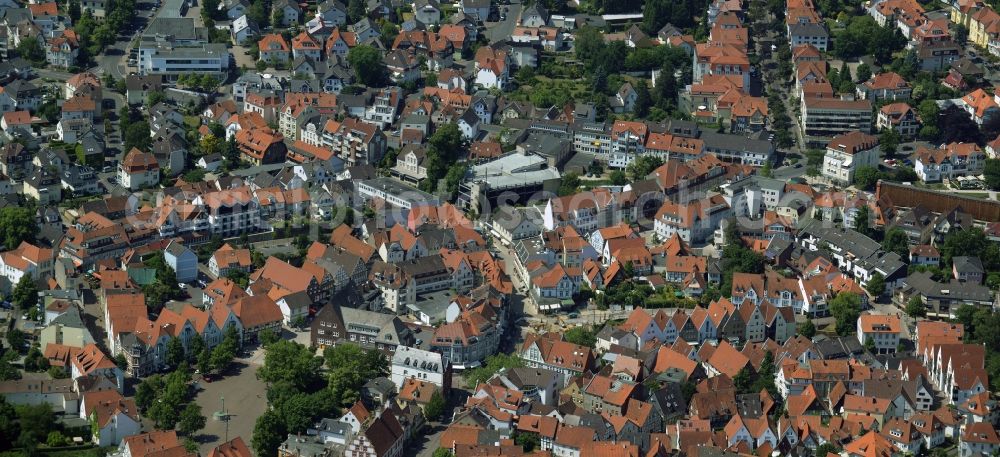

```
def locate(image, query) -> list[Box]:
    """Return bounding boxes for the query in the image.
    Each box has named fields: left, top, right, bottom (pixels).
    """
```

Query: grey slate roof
left=953, top=256, right=984, bottom=275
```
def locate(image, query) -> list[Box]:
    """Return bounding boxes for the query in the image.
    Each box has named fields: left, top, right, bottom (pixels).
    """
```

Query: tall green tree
left=985, top=159, right=1000, bottom=190
left=853, top=205, right=872, bottom=238
left=880, top=128, right=901, bottom=157
left=347, top=45, right=387, bottom=87
left=257, top=340, right=324, bottom=391
left=188, top=334, right=205, bottom=363
left=347, top=0, right=365, bottom=22
left=324, top=344, right=389, bottom=406
left=11, top=276, right=37, bottom=311
left=799, top=319, right=817, bottom=338
left=68, top=0, right=81, bottom=21
left=905, top=295, right=926, bottom=318
left=865, top=272, right=886, bottom=298
left=853, top=165, right=882, bottom=191
left=210, top=326, right=239, bottom=373
left=573, top=26, right=605, bottom=68
left=626, top=155, right=664, bottom=181
left=178, top=404, right=206, bottom=436
left=564, top=326, right=597, bottom=348
left=252, top=410, right=287, bottom=457
left=16, top=37, right=44, bottom=63
left=463, top=354, right=525, bottom=388
left=0, top=207, right=36, bottom=250
left=882, top=228, right=910, bottom=258
left=855, top=62, right=871, bottom=83
left=830, top=292, right=862, bottom=336
left=655, top=63, right=678, bottom=110
left=124, top=121, right=153, bottom=152
left=423, top=390, right=446, bottom=422
left=166, top=337, right=186, bottom=368
left=634, top=80, right=652, bottom=118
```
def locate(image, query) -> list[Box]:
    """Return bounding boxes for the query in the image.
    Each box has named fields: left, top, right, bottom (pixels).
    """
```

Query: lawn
left=955, top=192, right=990, bottom=199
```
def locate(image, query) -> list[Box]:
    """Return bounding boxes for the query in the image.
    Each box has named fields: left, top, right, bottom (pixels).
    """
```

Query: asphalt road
left=484, top=0, right=523, bottom=44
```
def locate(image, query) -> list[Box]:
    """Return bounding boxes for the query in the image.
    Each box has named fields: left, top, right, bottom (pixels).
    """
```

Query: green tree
left=855, top=62, right=871, bottom=83
left=210, top=327, right=239, bottom=373
left=259, top=328, right=280, bottom=346
left=854, top=205, right=872, bottom=238
left=985, top=159, right=1000, bottom=190
left=257, top=340, right=324, bottom=391
left=135, top=375, right=161, bottom=411
left=226, top=269, right=250, bottom=288
left=423, top=390, right=446, bottom=422
left=47, top=366, right=68, bottom=379
left=609, top=170, right=628, bottom=185
left=166, top=337, right=186, bottom=368
left=46, top=430, right=66, bottom=447
left=654, top=63, right=678, bottom=110
left=626, top=155, right=664, bottom=181
left=278, top=390, right=339, bottom=433
left=324, top=344, right=389, bottom=406
left=0, top=352, right=20, bottom=381
left=0, top=207, right=37, bottom=250
left=864, top=336, right=876, bottom=353
left=16, top=403, right=55, bottom=446
left=188, top=334, right=205, bottom=363
left=5, top=329, right=25, bottom=353
left=11, top=276, right=37, bottom=311
left=865, top=272, right=886, bottom=298
left=558, top=172, right=582, bottom=196
left=16, top=37, right=44, bottom=63
left=573, top=26, right=605, bottom=67
left=348, top=45, right=387, bottom=87
left=853, top=165, right=882, bottom=191
left=252, top=410, right=287, bottom=457
left=760, top=161, right=773, bottom=178
left=905, top=295, right=926, bottom=318
left=347, top=0, right=365, bottom=22
left=148, top=91, right=166, bottom=107
left=733, top=366, right=752, bottom=393
left=882, top=228, right=910, bottom=258
left=68, top=0, right=81, bottom=21
left=954, top=23, right=969, bottom=45
left=271, top=7, right=285, bottom=27
left=433, top=449, right=454, bottom=457
left=114, top=353, right=129, bottom=370
left=23, top=346, right=48, bottom=372
left=633, top=80, right=652, bottom=118
left=799, top=319, right=817, bottom=338
left=197, top=348, right=212, bottom=375
left=750, top=351, right=778, bottom=398
left=941, top=228, right=997, bottom=268
left=830, top=292, right=862, bottom=336
left=429, top=123, right=466, bottom=158
left=880, top=128, right=901, bottom=157
left=178, top=403, right=206, bottom=436
left=124, top=121, right=153, bottom=152
left=564, top=326, right=597, bottom=348
left=464, top=353, right=525, bottom=388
